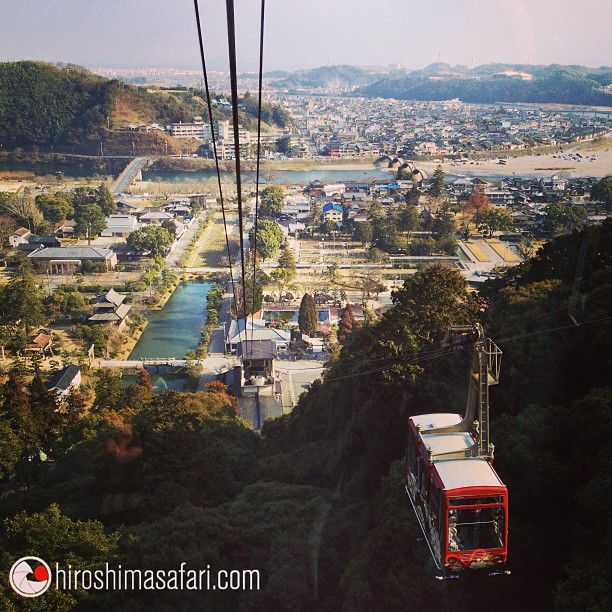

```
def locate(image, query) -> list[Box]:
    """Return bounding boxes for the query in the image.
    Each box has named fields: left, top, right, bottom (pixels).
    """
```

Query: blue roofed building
left=322, top=203, right=343, bottom=223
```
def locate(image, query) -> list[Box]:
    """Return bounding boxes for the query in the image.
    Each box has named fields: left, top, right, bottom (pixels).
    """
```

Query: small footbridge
left=100, top=357, right=184, bottom=369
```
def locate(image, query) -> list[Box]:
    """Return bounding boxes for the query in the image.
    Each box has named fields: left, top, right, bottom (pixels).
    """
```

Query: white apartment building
left=169, top=120, right=213, bottom=140
left=168, top=117, right=292, bottom=159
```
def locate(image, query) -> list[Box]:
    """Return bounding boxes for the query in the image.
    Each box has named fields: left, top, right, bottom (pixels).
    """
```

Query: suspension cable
left=193, top=0, right=238, bottom=342
left=287, top=312, right=612, bottom=382
left=250, top=0, right=266, bottom=347
left=225, top=0, right=250, bottom=361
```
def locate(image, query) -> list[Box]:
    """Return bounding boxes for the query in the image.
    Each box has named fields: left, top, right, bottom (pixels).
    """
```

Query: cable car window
left=430, top=485, right=442, bottom=535
left=447, top=507, right=504, bottom=551
left=407, top=436, right=417, bottom=477
left=449, top=496, right=503, bottom=507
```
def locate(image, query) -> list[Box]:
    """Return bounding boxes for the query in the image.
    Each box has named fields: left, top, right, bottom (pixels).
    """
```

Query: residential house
left=322, top=183, right=346, bottom=197
left=87, top=289, right=131, bottom=327
left=452, top=178, right=474, bottom=194
left=163, top=203, right=191, bottom=217
left=139, top=211, right=175, bottom=225
left=18, top=235, right=61, bottom=253
left=304, top=180, right=324, bottom=196
left=24, top=328, right=54, bottom=356
left=56, top=219, right=76, bottom=238
left=485, top=189, right=515, bottom=207
left=472, top=178, right=490, bottom=192
left=115, top=200, right=140, bottom=213
left=322, top=203, right=343, bottom=223
left=101, top=215, right=141, bottom=238
left=9, top=227, right=31, bottom=247
left=48, top=364, right=81, bottom=399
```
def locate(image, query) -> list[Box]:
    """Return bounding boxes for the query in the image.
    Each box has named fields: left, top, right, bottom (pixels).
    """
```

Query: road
left=165, top=212, right=208, bottom=268
left=111, top=157, right=149, bottom=195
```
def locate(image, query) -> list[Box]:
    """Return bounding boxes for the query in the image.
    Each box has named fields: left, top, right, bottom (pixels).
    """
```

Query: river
left=0, top=161, right=105, bottom=178
left=141, top=167, right=392, bottom=185
left=128, top=280, right=211, bottom=360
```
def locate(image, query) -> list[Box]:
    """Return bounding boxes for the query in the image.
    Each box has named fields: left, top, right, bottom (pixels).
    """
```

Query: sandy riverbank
left=416, top=140, right=612, bottom=180
left=294, top=140, right=612, bottom=179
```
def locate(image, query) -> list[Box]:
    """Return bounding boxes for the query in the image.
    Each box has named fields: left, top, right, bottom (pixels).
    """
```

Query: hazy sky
left=1, top=0, right=611, bottom=72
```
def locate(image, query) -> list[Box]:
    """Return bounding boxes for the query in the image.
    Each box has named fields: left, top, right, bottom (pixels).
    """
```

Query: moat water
left=128, top=280, right=212, bottom=361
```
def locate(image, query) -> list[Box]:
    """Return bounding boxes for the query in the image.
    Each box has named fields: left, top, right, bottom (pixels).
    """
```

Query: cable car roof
left=411, top=413, right=462, bottom=431
left=422, top=432, right=474, bottom=457
left=434, top=458, right=505, bottom=491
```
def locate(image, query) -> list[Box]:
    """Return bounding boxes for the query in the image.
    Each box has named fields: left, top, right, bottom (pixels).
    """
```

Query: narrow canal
left=128, top=280, right=212, bottom=360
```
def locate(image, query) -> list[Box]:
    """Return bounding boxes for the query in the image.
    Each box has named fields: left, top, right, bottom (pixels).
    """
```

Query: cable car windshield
left=448, top=507, right=504, bottom=551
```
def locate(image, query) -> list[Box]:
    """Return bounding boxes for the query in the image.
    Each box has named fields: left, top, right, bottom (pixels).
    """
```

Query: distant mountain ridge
left=268, top=61, right=612, bottom=106
left=357, top=62, right=612, bottom=106
left=269, top=64, right=385, bottom=90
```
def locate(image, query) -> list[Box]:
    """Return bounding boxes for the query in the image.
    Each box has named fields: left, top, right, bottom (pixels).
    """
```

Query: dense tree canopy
left=73, top=203, right=106, bottom=243
left=473, top=207, right=513, bottom=236
left=543, top=202, right=588, bottom=236
left=259, top=185, right=285, bottom=217
left=249, top=219, right=284, bottom=261
left=0, top=255, right=46, bottom=334
left=352, top=220, right=373, bottom=246
left=465, top=191, right=492, bottom=217
left=358, top=66, right=612, bottom=106
left=590, top=176, right=612, bottom=211
left=0, top=63, right=293, bottom=152
left=127, top=225, right=173, bottom=256
left=0, top=61, right=117, bottom=148
left=0, top=189, right=44, bottom=232
left=36, top=193, right=73, bottom=225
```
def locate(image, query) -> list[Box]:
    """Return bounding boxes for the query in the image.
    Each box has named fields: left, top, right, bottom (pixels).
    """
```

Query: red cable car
left=405, top=324, right=509, bottom=577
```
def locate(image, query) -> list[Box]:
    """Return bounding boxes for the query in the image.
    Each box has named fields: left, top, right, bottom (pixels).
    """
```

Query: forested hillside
left=0, top=61, right=291, bottom=154
left=358, top=64, right=612, bottom=106
left=1, top=222, right=611, bottom=610
left=0, top=62, right=117, bottom=148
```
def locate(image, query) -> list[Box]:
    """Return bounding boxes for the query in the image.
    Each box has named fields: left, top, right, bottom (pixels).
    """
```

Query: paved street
left=165, top=211, right=208, bottom=267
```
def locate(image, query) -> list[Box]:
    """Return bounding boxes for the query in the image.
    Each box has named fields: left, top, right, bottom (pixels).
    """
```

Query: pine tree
left=2, top=255, right=46, bottom=334
left=137, top=368, right=153, bottom=395
left=93, top=370, right=124, bottom=411
left=429, top=164, right=446, bottom=198
left=64, top=389, right=86, bottom=425
left=298, top=293, right=318, bottom=335
left=1, top=371, right=34, bottom=444
left=337, top=303, right=356, bottom=344
left=28, top=371, right=61, bottom=448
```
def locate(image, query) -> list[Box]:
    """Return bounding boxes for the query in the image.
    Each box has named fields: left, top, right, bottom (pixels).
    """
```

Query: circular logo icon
left=9, top=557, right=52, bottom=598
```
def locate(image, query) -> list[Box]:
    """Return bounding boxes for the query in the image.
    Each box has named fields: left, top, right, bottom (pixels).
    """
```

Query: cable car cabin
left=405, top=413, right=508, bottom=576
left=404, top=325, right=507, bottom=576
